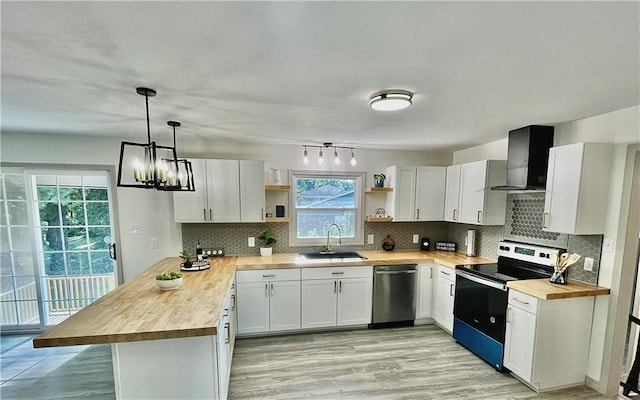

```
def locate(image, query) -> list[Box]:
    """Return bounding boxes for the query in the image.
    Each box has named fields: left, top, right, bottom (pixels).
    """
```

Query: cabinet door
left=236, top=282, right=270, bottom=334
left=216, top=312, right=230, bottom=400
left=415, top=167, right=446, bottom=221
left=458, top=160, right=487, bottom=225
left=301, top=279, right=338, bottom=328
left=444, top=165, right=461, bottom=222
left=336, top=277, right=372, bottom=326
left=416, top=264, right=434, bottom=319
left=504, top=305, right=537, bottom=383
left=208, top=159, right=241, bottom=222
left=173, top=159, right=209, bottom=222
left=240, top=160, right=266, bottom=222
left=269, top=280, right=301, bottom=331
left=433, top=267, right=455, bottom=333
left=543, top=145, right=581, bottom=233
left=393, top=166, right=417, bottom=221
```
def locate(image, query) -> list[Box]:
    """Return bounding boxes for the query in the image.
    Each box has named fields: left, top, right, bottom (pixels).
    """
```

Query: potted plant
left=373, top=173, right=386, bottom=188
left=258, top=228, right=277, bottom=256
left=180, top=250, right=192, bottom=268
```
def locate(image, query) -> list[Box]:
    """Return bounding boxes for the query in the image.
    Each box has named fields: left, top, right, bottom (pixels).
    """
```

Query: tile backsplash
left=182, top=193, right=603, bottom=284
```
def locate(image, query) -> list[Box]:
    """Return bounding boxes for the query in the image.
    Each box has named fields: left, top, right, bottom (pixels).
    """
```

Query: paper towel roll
left=466, top=229, right=476, bottom=257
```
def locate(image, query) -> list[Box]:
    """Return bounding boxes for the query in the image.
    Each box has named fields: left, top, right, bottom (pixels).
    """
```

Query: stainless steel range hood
left=491, top=125, right=554, bottom=191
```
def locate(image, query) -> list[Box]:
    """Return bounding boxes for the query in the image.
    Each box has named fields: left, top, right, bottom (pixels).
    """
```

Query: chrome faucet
left=323, top=223, right=342, bottom=253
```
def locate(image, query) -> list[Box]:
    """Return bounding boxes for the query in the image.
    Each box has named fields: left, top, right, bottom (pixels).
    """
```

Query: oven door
left=453, top=269, right=508, bottom=371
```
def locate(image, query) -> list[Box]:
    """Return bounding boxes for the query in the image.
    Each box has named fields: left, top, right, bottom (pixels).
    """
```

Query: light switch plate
left=248, top=237, right=255, bottom=247
left=367, top=234, right=374, bottom=245
left=584, top=257, right=594, bottom=271
left=412, top=234, right=419, bottom=244
left=151, top=238, right=158, bottom=249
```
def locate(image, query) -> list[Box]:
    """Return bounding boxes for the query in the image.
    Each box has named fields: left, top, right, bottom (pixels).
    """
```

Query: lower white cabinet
left=504, top=289, right=594, bottom=391
left=216, top=292, right=233, bottom=400
left=236, top=269, right=301, bottom=334
left=432, top=264, right=455, bottom=333
left=301, top=266, right=373, bottom=329
left=416, top=264, right=434, bottom=319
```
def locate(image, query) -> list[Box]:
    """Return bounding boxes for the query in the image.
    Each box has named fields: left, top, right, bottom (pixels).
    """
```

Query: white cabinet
left=385, top=165, right=446, bottom=221
left=216, top=291, right=233, bottom=400
left=236, top=269, right=301, bottom=334
left=543, top=142, right=613, bottom=234
left=504, top=289, right=595, bottom=391
left=416, top=264, right=434, bottom=319
left=301, top=266, right=373, bottom=328
left=432, top=264, right=455, bottom=333
left=173, top=159, right=265, bottom=223
left=444, top=160, right=507, bottom=225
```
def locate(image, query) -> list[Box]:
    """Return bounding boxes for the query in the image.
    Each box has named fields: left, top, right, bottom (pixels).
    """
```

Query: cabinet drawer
left=301, top=266, right=373, bottom=280
left=508, top=290, right=539, bottom=314
left=236, top=268, right=300, bottom=283
left=436, top=265, right=455, bottom=282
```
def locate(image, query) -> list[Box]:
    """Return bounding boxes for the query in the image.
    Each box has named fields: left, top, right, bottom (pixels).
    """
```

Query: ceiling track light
left=369, top=89, right=413, bottom=111
left=301, top=143, right=357, bottom=167
left=117, top=87, right=195, bottom=191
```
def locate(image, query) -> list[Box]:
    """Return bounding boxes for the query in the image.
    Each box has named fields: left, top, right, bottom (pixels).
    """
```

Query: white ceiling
left=2, top=1, right=638, bottom=151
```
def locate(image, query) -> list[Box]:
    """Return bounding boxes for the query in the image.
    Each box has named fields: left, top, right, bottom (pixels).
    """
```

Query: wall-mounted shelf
left=265, top=184, right=290, bottom=191
left=265, top=217, right=290, bottom=223
left=365, top=216, right=393, bottom=222
left=366, top=187, right=392, bottom=193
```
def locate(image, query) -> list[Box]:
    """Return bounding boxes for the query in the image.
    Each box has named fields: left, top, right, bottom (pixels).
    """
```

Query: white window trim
left=289, top=170, right=365, bottom=247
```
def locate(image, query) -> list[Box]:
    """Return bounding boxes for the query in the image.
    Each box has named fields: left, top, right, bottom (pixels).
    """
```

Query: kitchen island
left=32, top=250, right=609, bottom=399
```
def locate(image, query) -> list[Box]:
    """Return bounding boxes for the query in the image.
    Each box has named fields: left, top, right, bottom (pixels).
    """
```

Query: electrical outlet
left=151, top=238, right=158, bottom=249
left=412, top=234, right=419, bottom=244
left=367, top=234, right=374, bottom=245
left=248, top=237, right=255, bottom=247
left=584, top=257, right=594, bottom=271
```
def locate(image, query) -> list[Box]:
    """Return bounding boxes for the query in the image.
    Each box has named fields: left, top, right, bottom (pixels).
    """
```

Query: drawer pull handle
left=262, top=274, right=276, bottom=278
left=512, top=297, right=530, bottom=305
left=224, top=322, right=230, bottom=344
left=231, top=295, right=236, bottom=311
left=441, top=271, right=451, bottom=276
left=331, top=272, right=344, bottom=275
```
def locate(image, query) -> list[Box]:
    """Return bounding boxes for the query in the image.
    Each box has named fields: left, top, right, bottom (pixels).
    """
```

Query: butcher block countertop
left=33, top=256, right=237, bottom=348
left=235, top=250, right=494, bottom=269
left=507, top=278, right=610, bottom=300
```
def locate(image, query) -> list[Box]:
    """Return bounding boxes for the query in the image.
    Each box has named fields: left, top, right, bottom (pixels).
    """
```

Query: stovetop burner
left=455, top=241, right=563, bottom=284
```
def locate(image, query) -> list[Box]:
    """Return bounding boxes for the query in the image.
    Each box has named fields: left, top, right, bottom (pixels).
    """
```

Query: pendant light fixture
left=117, top=87, right=183, bottom=190
left=369, top=89, right=413, bottom=111
left=156, top=121, right=195, bottom=192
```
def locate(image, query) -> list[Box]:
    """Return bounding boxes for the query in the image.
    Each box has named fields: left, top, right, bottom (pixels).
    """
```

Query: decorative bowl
left=155, top=277, right=184, bottom=290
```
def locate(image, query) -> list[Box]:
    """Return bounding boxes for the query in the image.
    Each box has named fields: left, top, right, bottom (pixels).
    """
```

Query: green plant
left=258, top=228, right=277, bottom=247
left=179, top=250, right=191, bottom=261
left=373, top=173, right=386, bottom=181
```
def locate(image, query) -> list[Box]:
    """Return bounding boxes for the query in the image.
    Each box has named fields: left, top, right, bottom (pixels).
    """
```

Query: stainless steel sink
left=296, top=251, right=368, bottom=263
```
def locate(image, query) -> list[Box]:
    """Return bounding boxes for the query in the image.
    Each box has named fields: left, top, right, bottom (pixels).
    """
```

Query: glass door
left=0, top=168, right=119, bottom=331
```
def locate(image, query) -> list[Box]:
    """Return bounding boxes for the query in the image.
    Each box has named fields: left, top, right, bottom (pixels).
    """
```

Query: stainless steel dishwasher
left=371, top=264, right=418, bottom=327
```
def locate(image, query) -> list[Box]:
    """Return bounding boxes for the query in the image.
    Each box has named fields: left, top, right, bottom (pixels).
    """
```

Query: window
left=290, top=171, right=364, bottom=247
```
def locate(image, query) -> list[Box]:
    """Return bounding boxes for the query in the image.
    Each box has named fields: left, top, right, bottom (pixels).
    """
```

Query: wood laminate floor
left=229, top=325, right=614, bottom=400
left=0, top=325, right=617, bottom=399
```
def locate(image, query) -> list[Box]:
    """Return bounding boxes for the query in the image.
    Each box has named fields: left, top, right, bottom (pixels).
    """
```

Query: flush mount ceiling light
left=369, top=90, right=413, bottom=111
left=117, top=87, right=194, bottom=191
left=301, top=143, right=357, bottom=167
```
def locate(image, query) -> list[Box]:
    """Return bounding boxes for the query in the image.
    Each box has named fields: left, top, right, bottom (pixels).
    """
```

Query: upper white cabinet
left=543, top=142, right=613, bottom=234
left=444, top=160, right=507, bottom=225
left=385, top=165, right=446, bottom=222
left=173, top=159, right=265, bottom=223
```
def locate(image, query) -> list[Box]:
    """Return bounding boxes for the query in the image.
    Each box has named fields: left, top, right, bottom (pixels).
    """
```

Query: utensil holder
left=549, top=270, right=568, bottom=285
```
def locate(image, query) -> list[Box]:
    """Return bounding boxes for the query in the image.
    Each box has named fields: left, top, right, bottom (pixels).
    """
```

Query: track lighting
left=301, top=143, right=357, bottom=167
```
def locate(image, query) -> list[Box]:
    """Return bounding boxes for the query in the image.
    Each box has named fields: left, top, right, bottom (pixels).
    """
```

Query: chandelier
left=116, top=87, right=195, bottom=192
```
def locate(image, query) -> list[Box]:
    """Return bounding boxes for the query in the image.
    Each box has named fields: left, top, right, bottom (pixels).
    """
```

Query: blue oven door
left=453, top=269, right=508, bottom=371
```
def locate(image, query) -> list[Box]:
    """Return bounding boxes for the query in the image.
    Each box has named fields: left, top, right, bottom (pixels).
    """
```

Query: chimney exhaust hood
left=491, top=125, right=554, bottom=191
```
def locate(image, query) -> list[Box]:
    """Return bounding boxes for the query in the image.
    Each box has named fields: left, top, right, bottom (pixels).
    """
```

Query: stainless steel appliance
left=453, top=241, right=562, bottom=370
left=371, top=264, right=417, bottom=327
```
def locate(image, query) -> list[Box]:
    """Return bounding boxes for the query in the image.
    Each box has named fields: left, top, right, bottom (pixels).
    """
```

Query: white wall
left=452, top=138, right=508, bottom=164
left=1, top=132, right=452, bottom=280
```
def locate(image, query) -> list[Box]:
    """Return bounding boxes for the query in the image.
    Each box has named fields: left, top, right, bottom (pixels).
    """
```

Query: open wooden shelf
left=365, top=216, right=393, bottom=222
left=265, top=217, right=290, bottom=223
left=265, top=185, right=290, bottom=191
left=365, top=187, right=393, bottom=193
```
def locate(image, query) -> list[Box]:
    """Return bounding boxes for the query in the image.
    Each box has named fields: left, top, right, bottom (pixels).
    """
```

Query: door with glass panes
left=0, top=168, right=119, bottom=330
